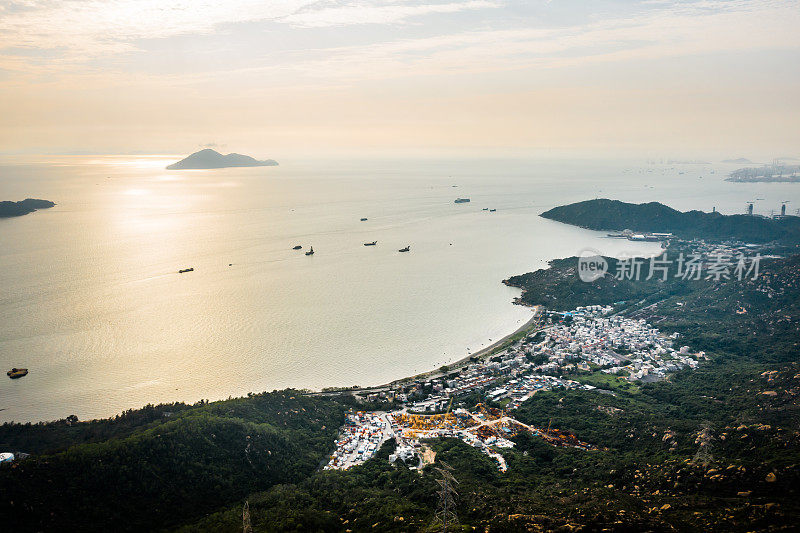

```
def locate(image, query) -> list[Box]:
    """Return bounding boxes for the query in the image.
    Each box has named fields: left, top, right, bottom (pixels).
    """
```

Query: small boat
left=454, top=198, right=470, bottom=203
left=305, top=246, right=315, bottom=256
left=364, top=241, right=377, bottom=246
left=489, top=209, right=496, bottom=212
left=482, top=208, right=488, bottom=211
left=360, top=218, right=368, bottom=221
left=178, top=268, right=194, bottom=273
left=398, top=246, right=410, bottom=252
left=7, top=368, right=28, bottom=379
left=292, top=245, right=302, bottom=250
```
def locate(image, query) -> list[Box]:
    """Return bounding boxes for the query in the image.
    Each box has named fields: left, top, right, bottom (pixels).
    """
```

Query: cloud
left=285, top=0, right=800, bottom=80
left=0, top=0, right=500, bottom=59
left=0, top=0, right=310, bottom=59
left=0, top=0, right=798, bottom=86
left=280, top=1, right=501, bottom=28
left=167, top=0, right=792, bottom=89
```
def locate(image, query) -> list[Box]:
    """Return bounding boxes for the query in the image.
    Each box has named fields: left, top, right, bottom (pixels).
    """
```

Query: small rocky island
left=0, top=198, right=55, bottom=218
left=166, top=149, right=278, bottom=170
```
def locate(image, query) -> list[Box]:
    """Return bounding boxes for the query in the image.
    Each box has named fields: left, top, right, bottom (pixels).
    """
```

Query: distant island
left=0, top=198, right=55, bottom=218
left=540, top=198, right=800, bottom=243
left=722, top=158, right=754, bottom=164
left=666, top=159, right=710, bottom=164
left=166, top=149, right=278, bottom=170
left=726, top=164, right=800, bottom=183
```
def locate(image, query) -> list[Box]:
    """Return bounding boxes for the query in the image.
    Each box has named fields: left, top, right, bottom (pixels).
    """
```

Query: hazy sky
left=1, top=0, right=798, bottom=158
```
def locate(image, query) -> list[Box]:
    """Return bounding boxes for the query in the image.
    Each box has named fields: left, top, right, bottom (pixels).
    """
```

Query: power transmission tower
left=242, top=500, right=253, bottom=533
left=431, top=461, right=459, bottom=533
left=692, top=424, right=714, bottom=465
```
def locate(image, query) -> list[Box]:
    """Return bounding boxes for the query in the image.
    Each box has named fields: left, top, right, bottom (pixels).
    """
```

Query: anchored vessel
left=178, top=268, right=194, bottom=273
left=7, top=368, right=28, bottom=379
left=292, top=245, right=302, bottom=250
left=305, top=246, right=315, bottom=256
left=454, top=198, right=470, bottom=203
left=398, top=246, right=410, bottom=252
left=364, top=241, right=377, bottom=246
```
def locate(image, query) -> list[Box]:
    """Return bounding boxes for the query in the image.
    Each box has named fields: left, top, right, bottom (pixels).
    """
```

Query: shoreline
left=440, top=306, right=542, bottom=371
left=386, top=305, right=542, bottom=385
left=313, top=305, right=543, bottom=396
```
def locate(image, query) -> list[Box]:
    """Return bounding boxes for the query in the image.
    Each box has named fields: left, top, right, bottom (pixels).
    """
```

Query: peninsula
left=541, top=198, right=800, bottom=243
left=166, top=149, right=278, bottom=170
left=725, top=164, right=800, bottom=183
left=0, top=199, right=55, bottom=218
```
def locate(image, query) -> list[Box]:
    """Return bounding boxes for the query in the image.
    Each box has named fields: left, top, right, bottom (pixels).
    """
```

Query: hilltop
left=0, top=198, right=55, bottom=218
left=166, top=149, right=278, bottom=170
left=540, top=199, right=800, bottom=243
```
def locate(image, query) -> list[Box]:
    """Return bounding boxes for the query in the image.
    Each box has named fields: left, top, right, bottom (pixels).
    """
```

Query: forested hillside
left=0, top=391, right=351, bottom=532
left=540, top=199, right=800, bottom=243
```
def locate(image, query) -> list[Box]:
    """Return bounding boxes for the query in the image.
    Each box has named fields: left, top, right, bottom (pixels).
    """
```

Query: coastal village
left=325, top=304, right=704, bottom=472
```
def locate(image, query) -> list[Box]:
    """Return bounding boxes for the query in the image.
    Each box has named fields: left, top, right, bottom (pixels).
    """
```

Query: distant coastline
left=0, top=199, right=55, bottom=218
left=726, top=163, right=800, bottom=183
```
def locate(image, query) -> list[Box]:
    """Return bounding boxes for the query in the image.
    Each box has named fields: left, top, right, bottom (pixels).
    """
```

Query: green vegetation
left=0, top=391, right=351, bottom=532
left=2, top=235, right=800, bottom=531
left=508, top=249, right=800, bottom=364
left=177, top=362, right=800, bottom=532
left=540, top=199, right=800, bottom=242
left=574, top=370, right=640, bottom=394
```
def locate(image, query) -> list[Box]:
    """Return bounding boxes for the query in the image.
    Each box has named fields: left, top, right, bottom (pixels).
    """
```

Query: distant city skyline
left=1, top=0, right=798, bottom=158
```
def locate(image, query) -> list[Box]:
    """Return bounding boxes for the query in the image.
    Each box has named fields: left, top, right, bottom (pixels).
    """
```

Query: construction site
left=327, top=400, right=596, bottom=473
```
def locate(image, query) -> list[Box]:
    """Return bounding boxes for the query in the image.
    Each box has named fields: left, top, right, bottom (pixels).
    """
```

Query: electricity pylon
left=432, top=461, right=459, bottom=533
left=242, top=500, right=252, bottom=533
